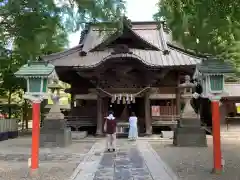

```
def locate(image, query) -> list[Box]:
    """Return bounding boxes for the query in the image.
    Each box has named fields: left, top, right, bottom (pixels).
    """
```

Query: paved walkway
left=70, top=139, right=178, bottom=180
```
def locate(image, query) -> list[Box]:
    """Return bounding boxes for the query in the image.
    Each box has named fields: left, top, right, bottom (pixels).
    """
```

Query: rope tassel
left=122, top=97, right=126, bottom=104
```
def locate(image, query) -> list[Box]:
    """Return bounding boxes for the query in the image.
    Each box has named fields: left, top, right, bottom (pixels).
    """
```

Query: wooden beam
left=149, top=93, right=176, bottom=99
left=175, top=72, right=181, bottom=115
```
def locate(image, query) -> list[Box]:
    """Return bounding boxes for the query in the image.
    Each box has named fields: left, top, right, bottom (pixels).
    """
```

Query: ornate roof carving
left=111, top=44, right=132, bottom=55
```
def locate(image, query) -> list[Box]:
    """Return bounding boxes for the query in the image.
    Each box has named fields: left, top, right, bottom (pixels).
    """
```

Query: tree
left=0, top=0, right=126, bottom=122
left=154, top=0, right=240, bottom=69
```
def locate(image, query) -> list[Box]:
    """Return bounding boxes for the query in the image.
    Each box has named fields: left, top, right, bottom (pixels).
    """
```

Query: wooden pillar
left=175, top=72, right=181, bottom=116
left=96, top=95, right=103, bottom=136
left=70, top=91, right=75, bottom=116
left=144, top=91, right=152, bottom=135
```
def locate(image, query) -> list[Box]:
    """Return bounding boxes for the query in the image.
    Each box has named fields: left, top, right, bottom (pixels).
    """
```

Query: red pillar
left=31, top=101, right=40, bottom=170
left=211, top=99, right=222, bottom=173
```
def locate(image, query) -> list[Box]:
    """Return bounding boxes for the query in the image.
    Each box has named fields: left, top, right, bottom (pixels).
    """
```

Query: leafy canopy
left=154, top=0, right=240, bottom=68
left=0, top=0, right=126, bottom=107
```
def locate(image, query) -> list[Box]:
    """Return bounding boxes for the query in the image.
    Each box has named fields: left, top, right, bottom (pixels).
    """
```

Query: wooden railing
left=159, top=106, right=177, bottom=115
left=151, top=106, right=179, bottom=120
left=151, top=106, right=179, bottom=127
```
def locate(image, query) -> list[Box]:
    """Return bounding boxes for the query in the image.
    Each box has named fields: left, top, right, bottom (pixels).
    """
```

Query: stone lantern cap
left=179, top=75, right=195, bottom=88
left=48, top=81, right=63, bottom=90
left=196, top=57, right=234, bottom=75
left=14, top=60, right=57, bottom=79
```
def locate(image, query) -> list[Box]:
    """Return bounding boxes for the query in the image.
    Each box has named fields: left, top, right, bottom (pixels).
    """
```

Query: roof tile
left=15, top=62, right=55, bottom=77
left=43, top=21, right=201, bottom=68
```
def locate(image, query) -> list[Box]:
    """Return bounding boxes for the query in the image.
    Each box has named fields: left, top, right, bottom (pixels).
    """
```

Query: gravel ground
left=150, top=138, right=240, bottom=180
left=0, top=137, right=97, bottom=180
left=0, top=162, right=78, bottom=180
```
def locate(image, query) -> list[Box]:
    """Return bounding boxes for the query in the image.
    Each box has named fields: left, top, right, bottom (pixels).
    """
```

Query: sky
left=68, top=0, right=158, bottom=47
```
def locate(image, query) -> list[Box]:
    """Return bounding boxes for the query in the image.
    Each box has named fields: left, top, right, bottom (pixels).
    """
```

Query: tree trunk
left=8, top=89, right=12, bottom=119
left=23, top=99, right=28, bottom=129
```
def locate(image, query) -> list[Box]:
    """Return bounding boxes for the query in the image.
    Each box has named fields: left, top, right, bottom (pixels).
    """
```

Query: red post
left=211, top=99, right=222, bottom=173
left=31, top=101, right=41, bottom=170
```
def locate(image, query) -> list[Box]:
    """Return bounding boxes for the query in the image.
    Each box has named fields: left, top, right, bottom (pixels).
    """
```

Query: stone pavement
left=71, top=139, right=178, bottom=180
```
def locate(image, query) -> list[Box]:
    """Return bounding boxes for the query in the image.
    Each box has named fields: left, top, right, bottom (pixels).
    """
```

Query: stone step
left=179, top=118, right=201, bottom=127
left=161, top=131, right=174, bottom=139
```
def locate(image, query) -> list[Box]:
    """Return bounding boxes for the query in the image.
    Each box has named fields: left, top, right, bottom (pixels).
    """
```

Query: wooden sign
left=151, top=106, right=160, bottom=116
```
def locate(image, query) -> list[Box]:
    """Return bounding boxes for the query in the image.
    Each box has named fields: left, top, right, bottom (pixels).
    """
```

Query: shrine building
left=43, top=18, right=204, bottom=136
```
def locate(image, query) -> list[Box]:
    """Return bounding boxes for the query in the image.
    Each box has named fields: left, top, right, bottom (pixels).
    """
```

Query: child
left=104, top=111, right=117, bottom=152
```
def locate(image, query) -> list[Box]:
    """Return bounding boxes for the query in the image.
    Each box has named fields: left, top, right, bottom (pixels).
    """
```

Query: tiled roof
left=197, top=59, right=234, bottom=74
left=44, top=47, right=200, bottom=68
left=81, top=22, right=166, bottom=52
left=14, top=62, right=55, bottom=78
left=42, top=21, right=202, bottom=68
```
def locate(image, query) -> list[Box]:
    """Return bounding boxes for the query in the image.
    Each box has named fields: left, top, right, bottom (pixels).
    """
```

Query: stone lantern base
left=173, top=118, right=207, bottom=147
left=40, top=105, right=72, bottom=148
left=173, top=98, right=207, bottom=147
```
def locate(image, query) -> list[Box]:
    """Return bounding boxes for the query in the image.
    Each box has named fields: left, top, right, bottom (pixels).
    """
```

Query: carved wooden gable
left=111, top=44, right=133, bottom=55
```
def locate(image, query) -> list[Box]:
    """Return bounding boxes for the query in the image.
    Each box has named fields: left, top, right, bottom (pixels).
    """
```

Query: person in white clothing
left=128, top=112, right=138, bottom=140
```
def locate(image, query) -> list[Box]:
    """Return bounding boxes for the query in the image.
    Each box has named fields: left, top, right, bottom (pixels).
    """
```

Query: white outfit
left=128, top=116, right=138, bottom=140
left=104, top=114, right=116, bottom=150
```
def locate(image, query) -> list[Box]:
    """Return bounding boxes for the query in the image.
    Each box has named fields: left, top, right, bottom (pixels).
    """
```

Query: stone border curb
left=137, top=141, right=179, bottom=180
left=68, top=140, right=104, bottom=180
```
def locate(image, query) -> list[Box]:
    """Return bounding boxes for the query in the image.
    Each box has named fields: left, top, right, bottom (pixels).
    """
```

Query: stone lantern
left=40, top=80, right=72, bottom=148
left=194, top=56, right=234, bottom=173
left=173, top=75, right=207, bottom=147
left=14, top=61, right=57, bottom=101
left=14, top=60, right=57, bottom=170
left=45, top=80, right=64, bottom=119
left=194, top=57, right=233, bottom=99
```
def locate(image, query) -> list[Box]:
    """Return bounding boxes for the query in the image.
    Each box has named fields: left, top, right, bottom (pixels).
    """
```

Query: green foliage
left=0, top=0, right=126, bottom=119
left=61, top=0, right=126, bottom=31
left=154, top=0, right=240, bottom=69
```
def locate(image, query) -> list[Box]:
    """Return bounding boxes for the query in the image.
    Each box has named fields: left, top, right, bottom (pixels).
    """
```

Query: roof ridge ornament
left=122, top=16, right=132, bottom=28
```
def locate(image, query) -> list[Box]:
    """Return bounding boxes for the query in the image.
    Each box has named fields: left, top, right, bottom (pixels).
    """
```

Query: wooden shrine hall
left=43, top=18, right=202, bottom=135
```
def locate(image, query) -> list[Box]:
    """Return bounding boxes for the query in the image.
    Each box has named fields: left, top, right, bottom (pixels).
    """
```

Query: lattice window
left=210, top=75, right=223, bottom=92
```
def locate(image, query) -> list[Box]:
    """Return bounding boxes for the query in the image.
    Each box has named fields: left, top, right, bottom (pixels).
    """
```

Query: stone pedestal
left=173, top=98, right=207, bottom=147
left=173, top=118, right=207, bottom=147
left=40, top=104, right=72, bottom=148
